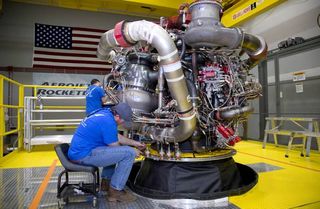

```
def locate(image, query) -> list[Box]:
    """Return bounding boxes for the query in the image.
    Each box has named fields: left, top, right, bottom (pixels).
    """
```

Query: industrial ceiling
left=10, top=0, right=286, bottom=26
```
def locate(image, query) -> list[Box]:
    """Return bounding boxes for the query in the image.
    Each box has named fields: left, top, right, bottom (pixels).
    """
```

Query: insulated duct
left=97, top=20, right=196, bottom=143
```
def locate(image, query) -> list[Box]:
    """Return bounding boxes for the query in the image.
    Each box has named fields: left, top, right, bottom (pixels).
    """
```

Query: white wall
left=0, top=0, right=149, bottom=67
left=239, top=0, right=320, bottom=141
left=240, top=0, right=320, bottom=50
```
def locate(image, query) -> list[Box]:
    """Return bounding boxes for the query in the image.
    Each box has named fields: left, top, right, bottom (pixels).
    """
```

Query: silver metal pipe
left=242, top=33, right=268, bottom=68
left=157, top=67, right=164, bottom=110
left=103, top=73, right=114, bottom=88
left=97, top=29, right=117, bottom=61
left=97, top=20, right=196, bottom=143
left=219, top=106, right=254, bottom=120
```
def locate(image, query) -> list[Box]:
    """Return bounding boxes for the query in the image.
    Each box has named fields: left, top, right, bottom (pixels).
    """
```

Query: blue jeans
left=78, top=146, right=136, bottom=190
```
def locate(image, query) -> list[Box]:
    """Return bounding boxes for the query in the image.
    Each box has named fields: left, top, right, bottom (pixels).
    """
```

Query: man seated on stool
left=68, top=102, right=145, bottom=203
left=85, top=79, right=107, bottom=116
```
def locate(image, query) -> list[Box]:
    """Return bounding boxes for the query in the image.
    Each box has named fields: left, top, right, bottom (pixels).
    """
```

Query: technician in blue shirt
left=68, top=102, right=145, bottom=203
left=85, top=79, right=107, bottom=115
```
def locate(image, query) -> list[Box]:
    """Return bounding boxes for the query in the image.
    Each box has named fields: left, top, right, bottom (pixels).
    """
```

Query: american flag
left=33, top=23, right=112, bottom=71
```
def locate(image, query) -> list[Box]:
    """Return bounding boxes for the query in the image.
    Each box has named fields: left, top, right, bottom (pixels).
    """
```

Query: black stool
left=54, top=143, right=100, bottom=208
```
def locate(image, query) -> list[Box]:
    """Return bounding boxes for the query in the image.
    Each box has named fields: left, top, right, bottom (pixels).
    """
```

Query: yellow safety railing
left=35, top=106, right=85, bottom=109
left=0, top=74, right=87, bottom=160
left=0, top=74, right=24, bottom=159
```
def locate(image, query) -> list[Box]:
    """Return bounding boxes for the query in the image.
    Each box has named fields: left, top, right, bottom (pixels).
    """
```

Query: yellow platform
left=0, top=140, right=319, bottom=209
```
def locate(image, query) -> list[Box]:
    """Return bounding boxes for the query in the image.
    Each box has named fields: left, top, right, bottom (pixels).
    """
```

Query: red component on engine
left=226, top=127, right=235, bottom=135
left=114, top=21, right=132, bottom=47
left=205, top=71, right=215, bottom=78
left=234, top=136, right=241, bottom=143
left=218, top=125, right=241, bottom=146
left=228, top=136, right=241, bottom=146
left=166, top=3, right=191, bottom=29
left=166, top=15, right=180, bottom=28
left=166, top=14, right=191, bottom=29
left=228, top=140, right=235, bottom=146
left=217, top=125, right=230, bottom=139
left=222, top=66, right=229, bottom=74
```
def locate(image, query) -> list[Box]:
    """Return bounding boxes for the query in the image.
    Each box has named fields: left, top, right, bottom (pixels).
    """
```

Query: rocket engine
left=97, top=0, right=266, bottom=154
left=97, top=0, right=265, bottom=200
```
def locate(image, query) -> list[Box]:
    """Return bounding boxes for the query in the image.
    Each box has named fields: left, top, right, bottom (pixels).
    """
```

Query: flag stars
left=35, top=24, right=72, bottom=49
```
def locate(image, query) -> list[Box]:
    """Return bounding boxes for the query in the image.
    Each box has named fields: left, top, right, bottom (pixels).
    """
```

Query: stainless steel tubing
left=157, top=67, right=165, bottom=110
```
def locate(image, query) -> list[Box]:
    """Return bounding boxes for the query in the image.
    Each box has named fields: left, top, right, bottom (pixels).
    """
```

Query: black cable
left=317, top=14, right=320, bottom=29
left=177, top=36, right=186, bottom=59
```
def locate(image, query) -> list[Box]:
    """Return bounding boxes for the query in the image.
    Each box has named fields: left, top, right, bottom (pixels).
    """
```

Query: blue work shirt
left=85, top=85, right=105, bottom=115
left=68, top=109, right=118, bottom=161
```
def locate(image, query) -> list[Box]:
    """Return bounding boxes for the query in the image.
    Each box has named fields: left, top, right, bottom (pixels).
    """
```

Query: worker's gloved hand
left=135, top=142, right=146, bottom=151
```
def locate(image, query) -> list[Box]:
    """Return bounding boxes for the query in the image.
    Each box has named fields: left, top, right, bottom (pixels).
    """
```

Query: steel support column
left=274, top=56, right=281, bottom=117
left=258, top=61, right=268, bottom=140
left=0, top=77, right=4, bottom=158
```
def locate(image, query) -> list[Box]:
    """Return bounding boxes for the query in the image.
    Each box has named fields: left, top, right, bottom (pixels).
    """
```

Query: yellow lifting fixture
left=221, top=0, right=287, bottom=27
left=11, top=0, right=287, bottom=22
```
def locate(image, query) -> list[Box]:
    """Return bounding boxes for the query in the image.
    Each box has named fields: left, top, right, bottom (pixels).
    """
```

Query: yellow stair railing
left=0, top=74, right=87, bottom=160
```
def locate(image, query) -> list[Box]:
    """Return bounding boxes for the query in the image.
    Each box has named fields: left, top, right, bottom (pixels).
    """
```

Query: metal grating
left=0, top=166, right=241, bottom=209
left=0, top=167, right=48, bottom=209
left=41, top=166, right=240, bottom=209
left=246, top=162, right=283, bottom=173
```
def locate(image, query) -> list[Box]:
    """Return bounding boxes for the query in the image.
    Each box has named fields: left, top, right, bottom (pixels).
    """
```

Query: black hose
left=186, top=78, right=198, bottom=107
left=191, top=52, right=198, bottom=83
left=186, top=79, right=197, bottom=97
left=103, top=73, right=114, bottom=89
left=177, top=36, right=186, bottom=59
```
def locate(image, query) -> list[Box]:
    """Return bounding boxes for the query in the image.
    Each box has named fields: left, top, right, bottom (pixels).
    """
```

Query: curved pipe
left=97, top=30, right=117, bottom=61
left=177, top=36, right=186, bottom=59
left=97, top=20, right=196, bottom=143
left=242, top=33, right=268, bottom=68
left=219, top=105, right=254, bottom=120
left=103, top=73, right=114, bottom=88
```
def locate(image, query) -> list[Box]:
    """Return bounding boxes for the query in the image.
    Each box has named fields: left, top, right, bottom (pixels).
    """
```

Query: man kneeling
left=68, top=103, right=145, bottom=202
